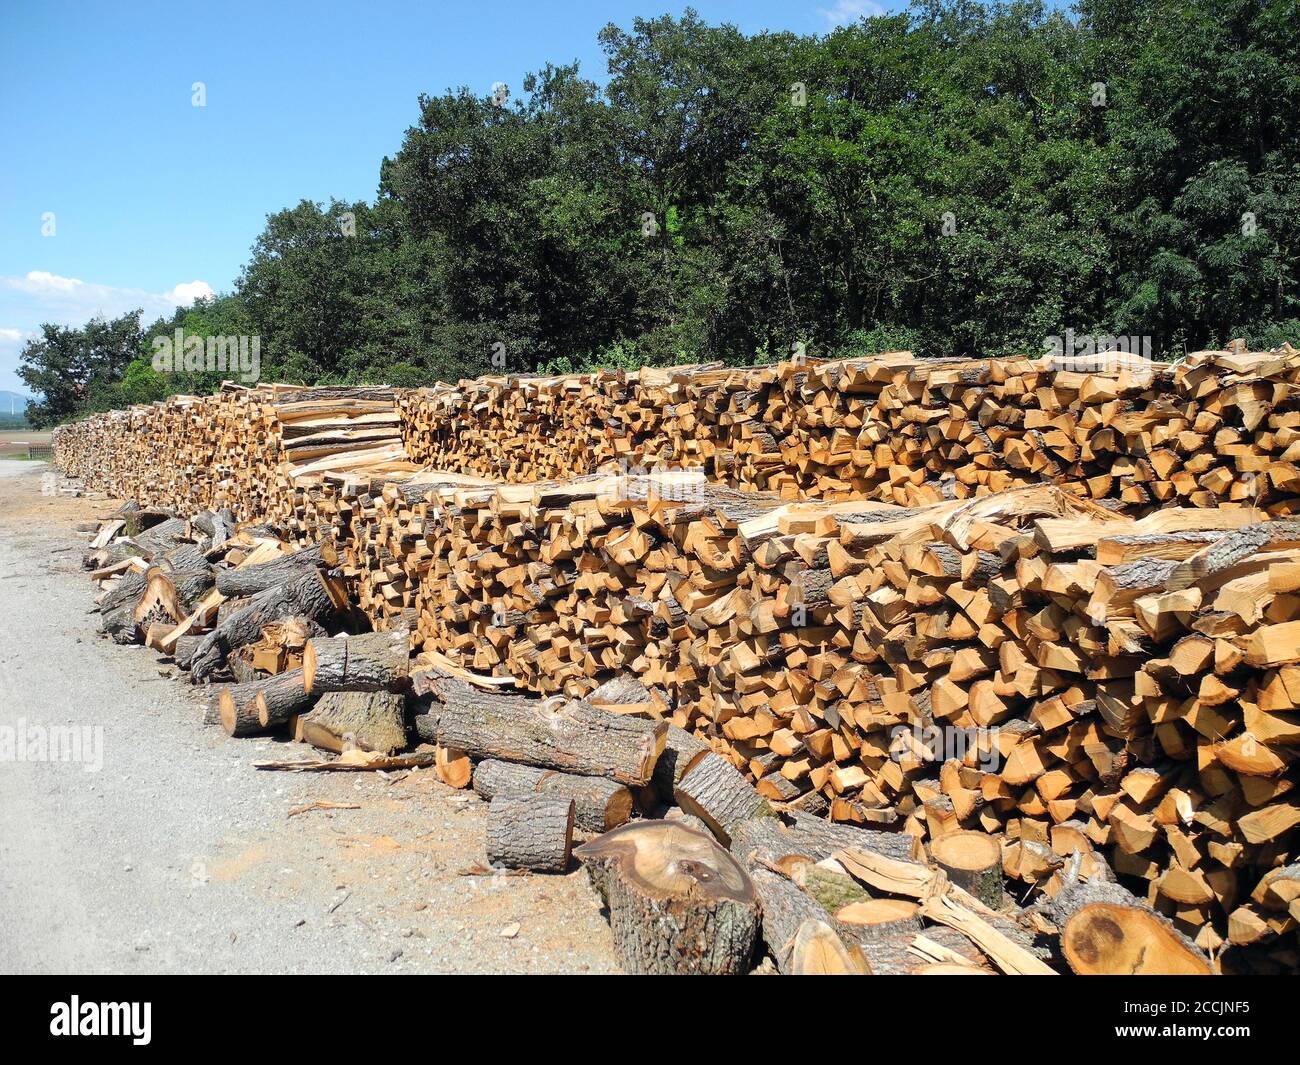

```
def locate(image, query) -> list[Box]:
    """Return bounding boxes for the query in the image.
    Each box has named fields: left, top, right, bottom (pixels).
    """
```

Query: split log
left=473, top=758, right=633, bottom=832
left=303, top=629, right=410, bottom=694
left=189, top=568, right=336, bottom=681
left=651, top=724, right=709, bottom=801
left=484, top=794, right=575, bottom=872
left=789, top=919, right=871, bottom=974
left=931, top=831, right=1005, bottom=909
left=674, top=750, right=771, bottom=845
left=299, top=690, right=408, bottom=755
left=575, top=821, right=760, bottom=975
left=428, top=678, right=665, bottom=786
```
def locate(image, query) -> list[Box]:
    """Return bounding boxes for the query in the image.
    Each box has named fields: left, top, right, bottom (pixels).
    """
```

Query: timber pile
left=395, top=344, right=1300, bottom=514
left=49, top=344, right=1300, bottom=974
left=395, top=471, right=1300, bottom=964
left=54, top=383, right=418, bottom=532
left=67, top=496, right=1284, bottom=973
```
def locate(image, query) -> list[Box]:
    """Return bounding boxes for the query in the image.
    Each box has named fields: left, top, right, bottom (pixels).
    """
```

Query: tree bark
left=473, top=758, right=633, bottom=832
left=674, top=750, right=771, bottom=844
left=215, top=545, right=323, bottom=597
left=299, top=690, right=408, bottom=754
left=426, top=677, right=665, bottom=786
left=303, top=629, right=410, bottom=694
left=484, top=794, right=575, bottom=872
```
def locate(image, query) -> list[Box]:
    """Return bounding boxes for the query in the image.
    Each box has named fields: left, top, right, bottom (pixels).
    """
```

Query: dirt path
left=0, top=461, right=619, bottom=973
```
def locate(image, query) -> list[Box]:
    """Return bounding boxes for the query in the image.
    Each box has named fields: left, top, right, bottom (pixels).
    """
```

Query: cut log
left=574, top=821, right=760, bottom=975
left=674, top=750, right=771, bottom=844
left=303, top=629, right=411, bottom=694
left=1049, top=879, right=1212, bottom=975
left=253, top=669, right=316, bottom=729
left=427, top=677, right=665, bottom=786
left=189, top=569, right=336, bottom=681
left=931, top=831, right=1005, bottom=909
left=472, top=758, right=633, bottom=832
left=215, top=545, right=323, bottom=597
left=299, top=690, right=408, bottom=755
left=789, top=919, right=871, bottom=975
left=435, top=745, right=473, bottom=788
left=484, top=793, right=575, bottom=872
left=835, top=898, right=924, bottom=941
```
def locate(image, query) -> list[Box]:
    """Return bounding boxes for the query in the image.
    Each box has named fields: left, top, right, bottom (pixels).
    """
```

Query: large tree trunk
left=189, top=569, right=335, bottom=681
left=674, top=750, right=770, bottom=845
left=215, top=545, right=323, bottom=597
left=303, top=629, right=410, bottom=694
left=575, top=821, right=760, bottom=975
left=473, top=758, right=633, bottom=832
left=299, top=690, right=408, bottom=754
left=484, top=794, right=575, bottom=872
left=426, top=677, right=665, bottom=786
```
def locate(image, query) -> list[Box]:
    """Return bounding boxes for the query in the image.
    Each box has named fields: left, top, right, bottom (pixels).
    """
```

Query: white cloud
left=819, top=0, right=883, bottom=27
left=0, top=273, right=215, bottom=392
left=0, top=270, right=214, bottom=325
left=165, top=280, right=215, bottom=304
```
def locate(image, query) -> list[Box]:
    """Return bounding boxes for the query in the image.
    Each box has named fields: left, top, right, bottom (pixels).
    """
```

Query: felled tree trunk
left=729, top=812, right=915, bottom=865
left=575, top=821, right=760, bottom=975
left=1047, top=878, right=1212, bottom=975
left=299, top=690, right=408, bottom=754
left=485, top=794, right=575, bottom=872
left=303, top=629, right=410, bottom=694
left=931, top=831, right=1005, bottom=909
left=674, top=751, right=771, bottom=845
left=473, top=758, right=633, bottom=832
left=427, top=678, right=665, bottom=786
left=253, top=668, right=315, bottom=729
left=652, top=724, right=709, bottom=802
left=215, top=545, right=323, bottom=597
left=189, top=569, right=335, bottom=681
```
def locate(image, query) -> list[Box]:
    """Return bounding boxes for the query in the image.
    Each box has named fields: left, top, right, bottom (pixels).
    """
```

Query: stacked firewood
left=395, top=368, right=685, bottom=483
left=70, top=490, right=1284, bottom=973
left=54, top=384, right=417, bottom=529
left=391, top=345, right=1300, bottom=515
left=390, top=472, right=1299, bottom=963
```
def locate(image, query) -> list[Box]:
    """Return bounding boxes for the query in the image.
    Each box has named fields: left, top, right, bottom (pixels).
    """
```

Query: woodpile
left=51, top=344, right=1300, bottom=974
left=393, top=344, right=1300, bottom=514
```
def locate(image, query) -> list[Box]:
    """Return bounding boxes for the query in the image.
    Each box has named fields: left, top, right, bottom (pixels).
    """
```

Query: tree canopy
left=21, top=0, right=1300, bottom=426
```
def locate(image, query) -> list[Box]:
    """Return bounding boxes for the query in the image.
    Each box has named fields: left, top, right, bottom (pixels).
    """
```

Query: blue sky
left=0, top=0, right=897, bottom=394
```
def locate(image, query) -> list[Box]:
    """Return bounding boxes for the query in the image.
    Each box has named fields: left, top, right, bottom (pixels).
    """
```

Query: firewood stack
left=387, top=472, right=1299, bottom=960
left=50, top=342, right=1300, bottom=972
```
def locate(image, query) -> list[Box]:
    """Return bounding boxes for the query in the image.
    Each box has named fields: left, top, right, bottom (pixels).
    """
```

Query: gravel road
left=0, top=460, right=619, bottom=973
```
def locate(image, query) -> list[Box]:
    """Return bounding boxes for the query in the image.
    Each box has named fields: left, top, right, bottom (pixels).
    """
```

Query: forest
left=19, top=0, right=1300, bottom=427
